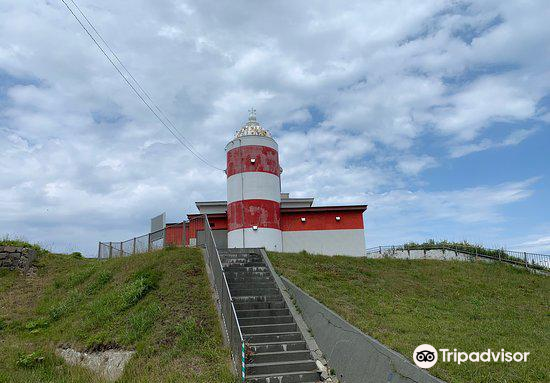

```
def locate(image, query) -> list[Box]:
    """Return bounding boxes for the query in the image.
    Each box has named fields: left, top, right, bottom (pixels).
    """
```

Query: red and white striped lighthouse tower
left=225, top=109, right=283, bottom=250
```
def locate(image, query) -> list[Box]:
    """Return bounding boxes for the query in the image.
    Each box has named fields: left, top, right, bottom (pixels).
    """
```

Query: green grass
left=0, top=248, right=237, bottom=383
left=268, top=251, right=550, bottom=383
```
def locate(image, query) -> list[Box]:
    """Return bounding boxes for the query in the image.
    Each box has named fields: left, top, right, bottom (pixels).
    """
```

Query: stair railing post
left=148, top=233, right=152, bottom=252
left=109, top=242, right=112, bottom=259
left=133, top=237, right=136, bottom=255
left=524, top=252, right=528, bottom=268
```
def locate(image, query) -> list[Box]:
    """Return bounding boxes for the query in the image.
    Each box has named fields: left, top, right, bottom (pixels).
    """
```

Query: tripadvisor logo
left=413, top=344, right=530, bottom=369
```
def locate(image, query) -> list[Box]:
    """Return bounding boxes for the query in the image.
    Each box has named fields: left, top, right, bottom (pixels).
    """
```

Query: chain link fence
left=98, top=226, right=183, bottom=259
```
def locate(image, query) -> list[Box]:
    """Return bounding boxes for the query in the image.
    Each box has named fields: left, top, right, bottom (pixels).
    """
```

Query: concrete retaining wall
left=367, top=248, right=494, bottom=263
left=0, top=246, right=36, bottom=272
left=281, top=276, right=444, bottom=383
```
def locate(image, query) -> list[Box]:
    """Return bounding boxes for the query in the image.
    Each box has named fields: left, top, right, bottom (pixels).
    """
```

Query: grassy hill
left=0, top=246, right=237, bottom=383
left=268, top=251, right=550, bottom=383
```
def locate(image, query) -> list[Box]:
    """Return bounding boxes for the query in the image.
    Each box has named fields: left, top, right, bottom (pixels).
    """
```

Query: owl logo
left=413, top=344, right=438, bottom=368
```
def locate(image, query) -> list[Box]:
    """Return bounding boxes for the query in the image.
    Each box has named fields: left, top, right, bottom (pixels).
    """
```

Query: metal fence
left=98, top=228, right=168, bottom=259
left=366, top=244, right=550, bottom=271
left=203, top=215, right=245, bottom=381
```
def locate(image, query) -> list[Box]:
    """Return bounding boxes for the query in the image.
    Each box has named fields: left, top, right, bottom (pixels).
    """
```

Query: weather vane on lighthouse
left=248, top=107, right=257, bottom=120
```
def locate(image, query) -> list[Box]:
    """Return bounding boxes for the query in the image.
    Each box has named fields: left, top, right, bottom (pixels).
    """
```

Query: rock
left=57, top=347, right=135, bottom=382
left=3, top=246, right=16, bottom=253
left=0, top=253, right=8, bottom=260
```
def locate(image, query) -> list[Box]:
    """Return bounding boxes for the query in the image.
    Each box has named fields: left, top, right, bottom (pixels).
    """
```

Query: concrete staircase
left=220, top=249, right=320, bottom=383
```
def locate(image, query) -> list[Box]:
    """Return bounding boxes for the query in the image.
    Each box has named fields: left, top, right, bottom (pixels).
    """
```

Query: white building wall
left=282, top=229, right=366, bottom=256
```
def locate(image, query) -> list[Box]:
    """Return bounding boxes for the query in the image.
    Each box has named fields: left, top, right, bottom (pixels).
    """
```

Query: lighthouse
left=225, top=109, right=283, bottom=251
left=179, top=109, right=367, bottom=255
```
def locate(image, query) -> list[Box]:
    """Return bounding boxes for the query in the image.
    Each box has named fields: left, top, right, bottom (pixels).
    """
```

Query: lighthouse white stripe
left=225, top=135, right=278, bottom=151
left=227, top=172, right=281, bottom=204
left=228, top=228, right=283, bottom=251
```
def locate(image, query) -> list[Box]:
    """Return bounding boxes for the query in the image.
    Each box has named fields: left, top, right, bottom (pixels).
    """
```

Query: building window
left=335, top=216, right=341, bottom=221
left=301, top=217, right=306, bottom=222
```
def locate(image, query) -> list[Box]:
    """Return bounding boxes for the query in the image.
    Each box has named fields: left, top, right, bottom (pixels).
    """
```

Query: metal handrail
left=202, top=214, right=245, bottom=381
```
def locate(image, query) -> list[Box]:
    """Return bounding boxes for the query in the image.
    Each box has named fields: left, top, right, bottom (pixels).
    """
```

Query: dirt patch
left=56, top=347, right=135, bottom=381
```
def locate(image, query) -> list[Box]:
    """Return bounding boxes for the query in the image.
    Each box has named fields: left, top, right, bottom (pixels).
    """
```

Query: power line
left=59, top=0, right=224, bottom=171
left=66, top=0, right=210, bottom=166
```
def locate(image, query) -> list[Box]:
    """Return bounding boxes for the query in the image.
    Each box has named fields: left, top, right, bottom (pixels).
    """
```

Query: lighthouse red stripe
left=227, top=199, right=281, bottom=231
left=226, top=146, right=280, bottom=177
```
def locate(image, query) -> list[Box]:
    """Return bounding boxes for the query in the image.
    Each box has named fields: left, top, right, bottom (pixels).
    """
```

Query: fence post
left=379, top=246, right=382, bottom=254
left=109, top=242, right=112, bottom=259
left=98, top=242, right=101, bottom=259
left=498, top=251, right=501, bottom=262
left=133, top=237, right=136, bottom=255
left=524, top=252, right=528, bottom=268
left=162, top=228, right=166, bottom=249
left=148, top=233, right=152, bottom=252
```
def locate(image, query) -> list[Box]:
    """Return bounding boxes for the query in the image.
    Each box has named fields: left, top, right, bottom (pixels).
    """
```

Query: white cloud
left=396, top=155, right=437, bottom=176
left=363, top=178, right=538, bottom=246
left=449, top=128, right=538, bottom=158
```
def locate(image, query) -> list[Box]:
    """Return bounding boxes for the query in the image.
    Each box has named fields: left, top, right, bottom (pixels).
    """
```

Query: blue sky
left=0, top=0, right=549, bottom=255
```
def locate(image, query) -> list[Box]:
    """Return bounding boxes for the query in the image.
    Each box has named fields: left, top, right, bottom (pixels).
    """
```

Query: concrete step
left=222, top=261, right=265, bottom=267
left=224, top=266, right=268, bottom=272
left=223, top=262, right=266, bottom=268
left=248, top=350, right=312, bottom=364
left=231, top=288, right=281, bottom=297
left=242, top=323, right=298, bottom=334
left=221, top=256, right=263, bottom=262
left=226, top=276, right=274, bottom=284
left=225, top=271, right=272, bottom=279
left=246, top=360, right=317, bottom=376
left=229, top=282, right=277, bottom=290
left=245, top=332, right=303, bottom=344
left=237, top=308, right=290, bottom=318
left=232, top=295, right=283, bottom=303
left=240, top=315, right=295, bottom=326
left=234, top=301, right=287, bottom=310
left=246, top=370, right=319, bottom=383
left=248, top=340, right=308, bottom=354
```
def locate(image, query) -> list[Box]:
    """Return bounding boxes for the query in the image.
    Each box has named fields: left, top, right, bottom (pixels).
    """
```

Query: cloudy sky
left=1, top=0, right=549, bottom=256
